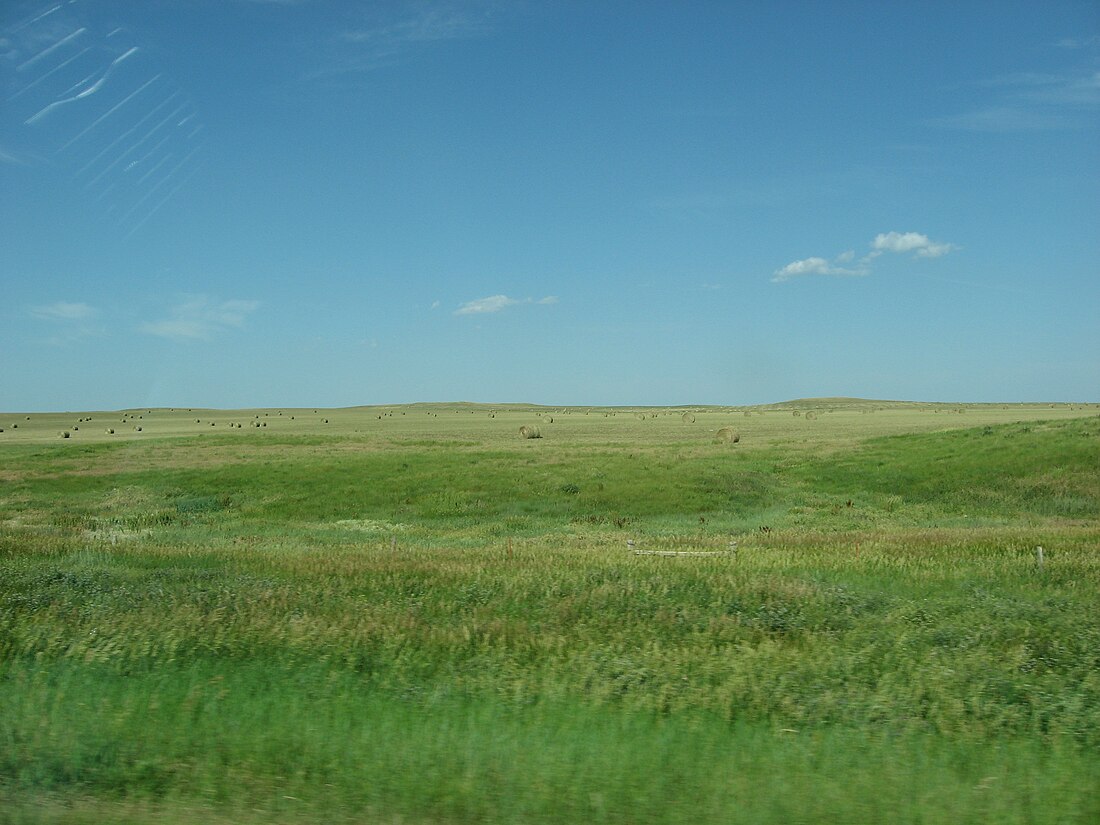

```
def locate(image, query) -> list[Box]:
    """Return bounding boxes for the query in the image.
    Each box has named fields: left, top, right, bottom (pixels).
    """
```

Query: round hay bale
left=715, top=427, right=740, bottom=444
left=60, top=431, right=70, bottom=438
left=72, top=426, right=79, bottom=431
left=545, top=416, right=554, bottom=424
left=134, top=426, right=142, bottom=432
left=635, top=413, right=645, bottom=420
left=519, top=425, right=542, bottom=439
left=681, top=412, right=696, bottom=423
left=105, top=428, right=114, bottom=434
left=806, top=411, right=817, bottom=420
left=792, top=410, right=801, bottom=417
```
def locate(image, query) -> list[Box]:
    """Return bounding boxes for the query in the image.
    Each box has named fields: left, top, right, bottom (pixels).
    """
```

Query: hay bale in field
left=519, top=425, right=542, bottom=439
left=134, top=426, right=142, bottom=432
left=715, top=427, right=740, bottom=444
left=105, top=428, right=114, bottom=434
left=636, top=413, right=646, bottom=420
left=806, top=411, right=817, bottom=420
left=545, top=416, right=554, bottom=424
left=60, top=431, right=70, bottom=438
left=792, top=410, right=801, bottom=417
left=681, top=412, right=696, bottom=423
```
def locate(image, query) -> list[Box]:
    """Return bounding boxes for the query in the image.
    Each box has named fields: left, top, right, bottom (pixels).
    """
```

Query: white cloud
left=454, top=294, right=558, bottom=315
left=430, top=300, right=441, bottom=309
left=455, top=294, right=519, bottom=315
left=141, top=295, right=259, bottom=341
left=771, top=257, right=868, bottom=283
left=30, top=301, right=97, bottom=321
left=772, top=230, right=956, bottom=283
left=872, top=231, right=956, bottom=258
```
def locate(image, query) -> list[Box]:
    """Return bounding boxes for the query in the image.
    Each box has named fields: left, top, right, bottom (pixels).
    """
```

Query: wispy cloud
left=933, top=65, right=1100, bottom=132
left=771, top=257, right=868, bottom=283
left=455, top=294, right=519, bottom=315
left=772, top=231, right=956, bottom=283
left=311, top=3, right=495, bottom=76
left=872, top=231, right=956, bottom=258
left=140, top=295, right=259, bottom=341
left=0, top=144, right=31, bottom=165
left=28, top=301, right=102, bottom=345
left=454, top=294, right=558, bottom=315
left=1054, top=36, right=1100, bottom=50
left=29, top=301, right=98, bottom=320
left=342, top=6, right=488, bottom=47
left=930, top=106, right=1073, bottom=132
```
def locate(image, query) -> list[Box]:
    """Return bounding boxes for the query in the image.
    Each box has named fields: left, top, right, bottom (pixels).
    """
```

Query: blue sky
left=2, top=0, right=1097, bottom=410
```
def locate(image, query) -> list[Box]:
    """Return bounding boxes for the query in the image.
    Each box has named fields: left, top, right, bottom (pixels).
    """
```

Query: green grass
left=1, top=401, right=1098, bottom=823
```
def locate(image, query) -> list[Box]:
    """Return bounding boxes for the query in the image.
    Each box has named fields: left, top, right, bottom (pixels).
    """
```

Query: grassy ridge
left=1, top=405, right=1098, bottom=823
left=4, top=416, right=1096, bottom=536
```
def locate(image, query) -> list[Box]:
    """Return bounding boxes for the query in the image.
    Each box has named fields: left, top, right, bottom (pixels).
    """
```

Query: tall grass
left=1, top=407, right=1098, bottom=823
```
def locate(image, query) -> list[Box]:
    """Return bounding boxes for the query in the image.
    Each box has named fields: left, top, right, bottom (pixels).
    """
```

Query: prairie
left=1, top=400, right=1098, bottom=823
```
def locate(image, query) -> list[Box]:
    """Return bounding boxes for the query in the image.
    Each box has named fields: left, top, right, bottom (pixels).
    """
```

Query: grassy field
left=2, top=400, right=1098, bottom=823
